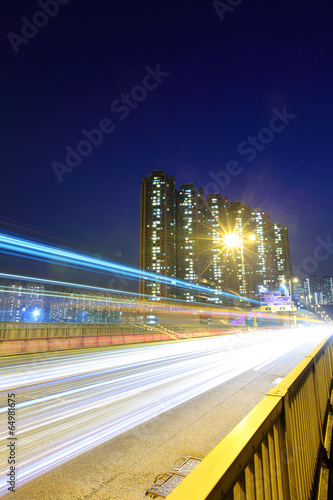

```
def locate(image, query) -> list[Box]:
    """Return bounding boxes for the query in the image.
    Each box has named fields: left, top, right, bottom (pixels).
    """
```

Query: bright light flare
left=223, top=232, right=241, bottom=248
left=0, top=234, right=259, bottom=303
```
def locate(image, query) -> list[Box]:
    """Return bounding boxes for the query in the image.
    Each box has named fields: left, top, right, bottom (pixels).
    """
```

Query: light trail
left=0, top=233, right=259, bottom=303
left=0, top=273, right=320, bottom=328
left=0, top=271, right=267, bottom=330
left=0, top=272, right=139, bottom=297
left=0, top=326, right=331, bottom=495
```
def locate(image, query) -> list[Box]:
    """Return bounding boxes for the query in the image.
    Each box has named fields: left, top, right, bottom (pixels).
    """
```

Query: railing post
left=277, top=392, right=301, bottom=499
left=273, top=419, right=290, bottom=499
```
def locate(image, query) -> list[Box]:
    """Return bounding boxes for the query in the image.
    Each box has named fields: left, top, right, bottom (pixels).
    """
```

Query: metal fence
left=167, top=335, right=333, bottom=500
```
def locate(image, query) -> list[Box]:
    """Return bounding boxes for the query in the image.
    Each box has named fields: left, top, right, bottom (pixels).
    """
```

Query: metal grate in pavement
left=146, top=456, right=202, bottom=499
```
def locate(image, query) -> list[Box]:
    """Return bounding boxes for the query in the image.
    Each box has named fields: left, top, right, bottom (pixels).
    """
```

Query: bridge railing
left=167, top=335, right=333, bottom=500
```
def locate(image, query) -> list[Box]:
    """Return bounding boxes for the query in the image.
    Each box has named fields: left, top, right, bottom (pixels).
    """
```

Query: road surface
left=0, top=326, right=330, bottom=498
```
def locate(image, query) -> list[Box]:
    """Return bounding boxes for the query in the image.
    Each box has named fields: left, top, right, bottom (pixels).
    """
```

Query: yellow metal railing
left=167, top=335, right=333, bottom=500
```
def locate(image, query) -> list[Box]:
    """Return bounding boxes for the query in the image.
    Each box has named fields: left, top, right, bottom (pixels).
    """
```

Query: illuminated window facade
left=203, top=194, right=228, bottom=303
left=224, top=201, right=253, bottom=299
left=305, top=275, right=333, bottom=305
left=272, top=223, right=291, bottom=287
left=140, top=171, right=292, bottom=302
left=251, top=209, right=276, bottom=293
left=177, top=184, right=199, bottom=301
left=0, top=281, right=44, bottom=322
left=140, top=171, right=177, bottom=299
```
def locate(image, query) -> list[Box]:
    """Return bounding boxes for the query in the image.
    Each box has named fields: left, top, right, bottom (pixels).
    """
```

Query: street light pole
left=300, top=294, right=312, bottom=311
left=240, top=239, right=246, bottom=298
left=283, top=277, right=298, bottom=308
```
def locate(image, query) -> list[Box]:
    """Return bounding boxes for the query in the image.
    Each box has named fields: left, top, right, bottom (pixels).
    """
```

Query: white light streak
left=0, top=326, right=331, bottom=494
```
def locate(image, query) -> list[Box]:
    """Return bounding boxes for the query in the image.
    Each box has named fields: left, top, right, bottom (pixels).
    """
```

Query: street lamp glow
left=222, top=232, right=256, bottom=249
left=223, top=233, right=240, bottom=248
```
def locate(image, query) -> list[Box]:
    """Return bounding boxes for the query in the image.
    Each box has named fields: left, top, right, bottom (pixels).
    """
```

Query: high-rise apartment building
left=324, top=277, right=333, bottom=304
left=140, top=171, right=292, bottom=302
left=250, top=209, right=276, bottom=293
left=177, top=184, right=206, bottom=301
left=140, top=171, right=177, bottom=299
left=225, top=201, right=253, bottom=298
left=177, top=185, right=197, bottom=287
left=272, top=223, right=292, bottom=285
left=203, top=194, right=228, bottom=302
left=320, top=276, right=333, bottom=304
left=304, top=275, right=333, bottom=305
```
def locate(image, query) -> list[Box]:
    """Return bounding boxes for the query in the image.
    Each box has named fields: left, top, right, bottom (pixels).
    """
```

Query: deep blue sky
left=1, top=0, right=333, bottom=286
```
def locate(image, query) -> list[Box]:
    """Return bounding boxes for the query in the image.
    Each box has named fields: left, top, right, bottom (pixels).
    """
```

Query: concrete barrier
left=0, top=322, right=245, bottom=356
left=0, top=331, right=181, bottom=356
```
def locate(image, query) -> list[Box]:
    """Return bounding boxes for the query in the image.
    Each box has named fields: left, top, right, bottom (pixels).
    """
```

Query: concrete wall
left=0, top=323, right=240, bottom=356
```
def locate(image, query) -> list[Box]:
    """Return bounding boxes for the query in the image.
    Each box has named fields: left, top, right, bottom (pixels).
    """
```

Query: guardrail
left=167, top=335, right=333, bottom=500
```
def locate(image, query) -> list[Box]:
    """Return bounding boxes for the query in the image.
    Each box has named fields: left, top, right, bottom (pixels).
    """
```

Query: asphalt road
left=0, top=326, right=331, bottom=499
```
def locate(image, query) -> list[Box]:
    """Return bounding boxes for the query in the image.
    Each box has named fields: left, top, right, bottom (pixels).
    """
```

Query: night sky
left=1, top=0, right=333, bottom=286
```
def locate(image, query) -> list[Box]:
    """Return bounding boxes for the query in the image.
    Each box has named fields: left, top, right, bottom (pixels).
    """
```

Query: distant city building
left=291, top=280, right=304, bottom=306
left=0, top=280, right=45, bottom=322
left=321, top=276, right=333, bottom=304
left=0, top=279, right=122, bottom=323
left=272, top=223, right=292, bottom=285
left=140, top=170, right=293, bottom=303
left=303, top=275, right=333, bottom=305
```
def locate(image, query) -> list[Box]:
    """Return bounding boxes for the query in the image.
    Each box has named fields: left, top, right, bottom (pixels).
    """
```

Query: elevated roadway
left=0, top=327, right=330, bottom=499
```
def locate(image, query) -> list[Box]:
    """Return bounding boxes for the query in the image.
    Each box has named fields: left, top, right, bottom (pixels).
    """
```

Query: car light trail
left=0, top=326, right=331, bottom=495
left=0, top=234, right=259, bottom=303
left=0, top=272, right=320, bottom=331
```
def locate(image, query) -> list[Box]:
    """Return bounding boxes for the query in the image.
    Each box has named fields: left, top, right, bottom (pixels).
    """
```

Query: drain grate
left=146, top=456, right=202, bottom=499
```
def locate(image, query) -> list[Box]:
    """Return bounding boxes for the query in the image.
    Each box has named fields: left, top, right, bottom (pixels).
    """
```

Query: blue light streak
left=0, top=327, right=330, bottom=495
left=0, top=234, right=259, bottom=303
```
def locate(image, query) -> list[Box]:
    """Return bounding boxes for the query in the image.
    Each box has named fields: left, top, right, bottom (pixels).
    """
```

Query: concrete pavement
left=8, top=339, right=321, bottom=500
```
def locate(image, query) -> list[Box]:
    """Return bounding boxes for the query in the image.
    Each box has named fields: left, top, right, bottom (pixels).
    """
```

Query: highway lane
left=0, top=326, right=331, bottom=497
